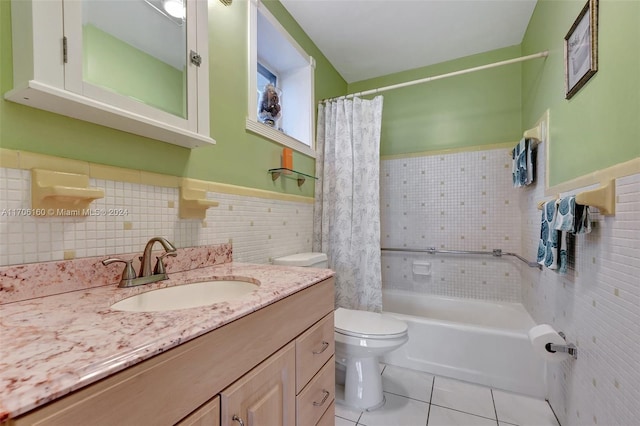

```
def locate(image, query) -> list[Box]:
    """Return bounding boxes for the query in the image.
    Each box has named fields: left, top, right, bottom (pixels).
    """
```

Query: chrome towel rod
left=380, top=247, right=541, bottom=269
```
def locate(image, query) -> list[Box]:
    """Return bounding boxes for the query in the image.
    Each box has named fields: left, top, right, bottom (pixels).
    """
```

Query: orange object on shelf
left=282, top=147, right=293, bottom=169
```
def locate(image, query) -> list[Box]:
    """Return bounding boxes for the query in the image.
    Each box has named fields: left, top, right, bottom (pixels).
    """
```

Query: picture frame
left=564, top=0, right=598, bottom=99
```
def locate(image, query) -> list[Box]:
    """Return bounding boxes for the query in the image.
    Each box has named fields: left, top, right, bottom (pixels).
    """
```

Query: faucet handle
left=102, top=258, right=137, bottom=284
left=154, top=251, right=177, bottom=275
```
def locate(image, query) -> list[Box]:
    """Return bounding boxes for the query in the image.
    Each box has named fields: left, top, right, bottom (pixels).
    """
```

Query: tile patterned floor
left=335, top=364, right=560, bottom=426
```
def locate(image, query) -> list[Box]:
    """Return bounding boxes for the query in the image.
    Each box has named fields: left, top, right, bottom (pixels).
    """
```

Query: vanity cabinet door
left=176, top=396, right=220, bottom=426
left=220, top=342, right=296, bottom=426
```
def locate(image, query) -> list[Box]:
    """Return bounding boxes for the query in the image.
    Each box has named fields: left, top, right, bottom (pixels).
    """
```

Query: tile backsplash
left=0, top=167, right=313, bottom=267
left=380, top=147, right=524, bottom=302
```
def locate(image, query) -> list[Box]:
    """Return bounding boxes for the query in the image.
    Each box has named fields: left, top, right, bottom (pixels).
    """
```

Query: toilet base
left=343, top=356, right=385, bottom=411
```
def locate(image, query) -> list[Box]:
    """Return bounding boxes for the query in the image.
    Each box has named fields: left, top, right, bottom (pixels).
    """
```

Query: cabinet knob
left=232, top=414, right=245, bottom=426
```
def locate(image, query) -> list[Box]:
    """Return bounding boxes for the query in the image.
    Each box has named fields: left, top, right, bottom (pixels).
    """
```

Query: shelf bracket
left=268, top=168, right=316, bottom=187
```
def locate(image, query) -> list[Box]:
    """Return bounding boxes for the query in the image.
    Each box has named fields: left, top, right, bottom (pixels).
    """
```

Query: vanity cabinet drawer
left=295, top=312, right=334, bottom=393
left=315, top=401, right=335, bottom=426
left=296, top=356, right=335, bottom=426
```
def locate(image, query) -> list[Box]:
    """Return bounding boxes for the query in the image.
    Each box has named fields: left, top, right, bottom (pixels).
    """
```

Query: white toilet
left=272, top=252, right=408, bottom=411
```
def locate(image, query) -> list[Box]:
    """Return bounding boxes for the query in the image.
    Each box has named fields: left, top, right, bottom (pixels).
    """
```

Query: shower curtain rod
left=322, top=51, right=548, bottom=102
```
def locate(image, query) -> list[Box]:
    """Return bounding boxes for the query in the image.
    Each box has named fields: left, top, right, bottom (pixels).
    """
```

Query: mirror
left=81, top=0, right=187, bottom=118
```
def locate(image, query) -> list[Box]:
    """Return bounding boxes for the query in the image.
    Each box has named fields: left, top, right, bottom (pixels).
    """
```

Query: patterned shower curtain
left=313, top=96, right=384, bottom=312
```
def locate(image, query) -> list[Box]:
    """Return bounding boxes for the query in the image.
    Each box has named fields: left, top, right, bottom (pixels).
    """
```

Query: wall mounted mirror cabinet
left=246, top=0, right=316, bottom=158
left=5, top=0, right=214, bottom=148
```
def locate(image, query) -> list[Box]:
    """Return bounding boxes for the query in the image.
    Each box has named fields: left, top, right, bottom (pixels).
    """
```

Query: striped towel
left=512, top=138, right=534, bottom=187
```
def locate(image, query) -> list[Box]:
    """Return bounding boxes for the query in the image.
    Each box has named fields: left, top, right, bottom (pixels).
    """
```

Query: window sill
left=245, top=118, right=316, bottom=158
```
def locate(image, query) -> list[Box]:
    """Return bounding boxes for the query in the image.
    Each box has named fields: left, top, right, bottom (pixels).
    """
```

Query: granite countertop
left=0, top=262, right=334, bottom=421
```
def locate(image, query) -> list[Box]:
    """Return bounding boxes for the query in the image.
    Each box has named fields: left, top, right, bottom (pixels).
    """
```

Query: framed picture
left=564, top=0, right=599, bottom=99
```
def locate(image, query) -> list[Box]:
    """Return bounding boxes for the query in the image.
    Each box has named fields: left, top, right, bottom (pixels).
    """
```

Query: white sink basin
left=110, top=280, right=259, bottom=312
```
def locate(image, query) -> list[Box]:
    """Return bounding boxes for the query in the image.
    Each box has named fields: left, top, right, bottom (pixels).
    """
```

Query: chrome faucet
left=139, top=236, right=177, bottom=278
left=102, top=237, right=177, bottom=288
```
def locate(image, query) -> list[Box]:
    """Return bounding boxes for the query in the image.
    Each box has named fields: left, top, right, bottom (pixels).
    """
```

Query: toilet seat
left=335, top=307, right=408, bottom=339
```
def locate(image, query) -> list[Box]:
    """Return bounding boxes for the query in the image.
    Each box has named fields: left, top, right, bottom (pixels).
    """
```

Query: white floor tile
left=431, top=377, right=496, bottom=419
left=428, top=406, right=498, bottom=426
left=335, top=416, right=358, bottom=426
left=492, top=390, right=559, bottom=426
left=382, top=364, right=434, bottom=402
left=335, top=384, right=364, bottom=422
left=358, top=392, right=429, bottom=426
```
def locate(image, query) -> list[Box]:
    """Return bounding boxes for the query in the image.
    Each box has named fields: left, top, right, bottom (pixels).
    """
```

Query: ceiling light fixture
left=163, top=0, right=185, bottom=19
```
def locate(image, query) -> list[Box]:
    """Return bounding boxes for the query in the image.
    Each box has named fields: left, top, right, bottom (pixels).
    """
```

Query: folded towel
left=537, top=196, right=592, bottom=273
left=537, top=200, right=560, bottom=270
left=512, top=138, right=534, bottom=187
left=555, top=195, right=592, bottom=234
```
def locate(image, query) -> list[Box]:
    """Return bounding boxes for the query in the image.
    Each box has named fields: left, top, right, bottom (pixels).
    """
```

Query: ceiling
left=279, top=0, right=538, bottom=83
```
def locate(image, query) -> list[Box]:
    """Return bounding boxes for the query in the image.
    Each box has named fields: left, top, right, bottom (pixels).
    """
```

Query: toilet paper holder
left=545, top=331, right=578, bottom=359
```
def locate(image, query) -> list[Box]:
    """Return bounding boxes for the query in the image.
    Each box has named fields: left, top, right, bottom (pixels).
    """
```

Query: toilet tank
left=272, top=252, right=328, bottom=268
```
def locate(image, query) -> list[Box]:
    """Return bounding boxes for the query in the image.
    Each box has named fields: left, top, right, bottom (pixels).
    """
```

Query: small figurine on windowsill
left=258, top=84, right=281, bottom=127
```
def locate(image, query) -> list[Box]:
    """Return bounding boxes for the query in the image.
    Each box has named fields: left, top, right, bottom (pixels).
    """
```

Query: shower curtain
left=313, top=96, right=384, bottom=312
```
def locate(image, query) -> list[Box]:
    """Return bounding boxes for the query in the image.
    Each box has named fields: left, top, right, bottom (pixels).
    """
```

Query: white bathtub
left=382, top=289, right=547, bottom=398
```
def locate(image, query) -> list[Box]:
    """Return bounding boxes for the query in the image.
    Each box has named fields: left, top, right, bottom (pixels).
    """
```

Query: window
left=258, top=63, right=277, bottom=88
left=247, top=1, right=316, bottom=157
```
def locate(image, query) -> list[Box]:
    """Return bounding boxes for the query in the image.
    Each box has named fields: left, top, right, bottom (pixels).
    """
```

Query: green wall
left=83, top=24, right=186, bottom=117
left=0, top=0, right=347, bottom=196
left=3, top=0, right=636, bottom=192
left=522, top=0, right=639, bottom=186
left=348, top=45, right=524, bottom=156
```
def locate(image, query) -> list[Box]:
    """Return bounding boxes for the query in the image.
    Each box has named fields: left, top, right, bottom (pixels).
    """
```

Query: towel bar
left=509, top=110, right=548, bottom=156
left=510, top=127, right=541, bottom=156
left=537, top=180, right=615, bottom=216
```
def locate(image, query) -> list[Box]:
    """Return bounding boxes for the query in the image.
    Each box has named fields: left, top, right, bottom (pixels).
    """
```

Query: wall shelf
left=179, top=178, right=219, bottom=219
left=268, top=168, right=317, bottom=187
left=31, top=169, right=104, bottom=216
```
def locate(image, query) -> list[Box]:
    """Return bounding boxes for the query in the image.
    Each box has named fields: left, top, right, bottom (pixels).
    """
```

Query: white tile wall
left=518, top=142, right=640, bottom=426
left=0, top=167, right=314, bottom=266
left=380, top=148, right=524, bottom=302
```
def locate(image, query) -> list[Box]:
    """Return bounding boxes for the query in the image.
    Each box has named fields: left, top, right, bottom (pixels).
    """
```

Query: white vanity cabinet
left=6, top=0, right=213, bottom=148
left=8, top=277, right=335, bottom=426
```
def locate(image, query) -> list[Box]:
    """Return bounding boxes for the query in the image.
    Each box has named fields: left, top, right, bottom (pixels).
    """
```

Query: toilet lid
left=334, top=307, right=408, bottom=338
